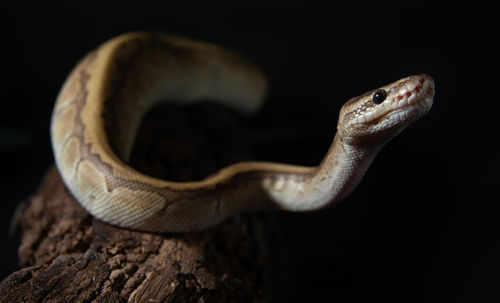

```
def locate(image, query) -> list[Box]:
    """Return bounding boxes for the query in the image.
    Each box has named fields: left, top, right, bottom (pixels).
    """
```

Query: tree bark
left=1, top=104, right=285, bottom=302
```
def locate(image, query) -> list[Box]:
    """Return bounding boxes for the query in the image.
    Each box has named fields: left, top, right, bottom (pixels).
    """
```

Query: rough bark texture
left=1, top=104, right=285, bottom=302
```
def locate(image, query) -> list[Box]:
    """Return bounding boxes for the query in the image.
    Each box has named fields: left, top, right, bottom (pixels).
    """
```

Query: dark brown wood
left=1, top=103, right=286, bottom=302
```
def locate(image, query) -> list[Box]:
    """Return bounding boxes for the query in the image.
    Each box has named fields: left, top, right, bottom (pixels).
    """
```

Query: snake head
left=338, top=74, right=435, bottom=146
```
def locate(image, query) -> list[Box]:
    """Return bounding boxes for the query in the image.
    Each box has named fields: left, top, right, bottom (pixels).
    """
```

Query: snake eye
left=372, top=90, right=387, bottom=104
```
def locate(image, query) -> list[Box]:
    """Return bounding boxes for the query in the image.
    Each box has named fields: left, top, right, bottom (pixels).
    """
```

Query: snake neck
left=264, top=133, right=383, bottom=211
left=314, top=133, right=384, bottom=206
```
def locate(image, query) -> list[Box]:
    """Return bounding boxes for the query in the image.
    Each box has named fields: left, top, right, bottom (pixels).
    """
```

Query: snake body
left=51, top=32, right=435, bottom=232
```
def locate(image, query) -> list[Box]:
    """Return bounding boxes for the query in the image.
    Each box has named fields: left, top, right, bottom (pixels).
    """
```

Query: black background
left=1, top=1, right=498, bottom=302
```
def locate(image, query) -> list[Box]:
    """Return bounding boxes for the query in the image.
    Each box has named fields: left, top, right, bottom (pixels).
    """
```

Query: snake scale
left=51, top=32, right=435, bottom=232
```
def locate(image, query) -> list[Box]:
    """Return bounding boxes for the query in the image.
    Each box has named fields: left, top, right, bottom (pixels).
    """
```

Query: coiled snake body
left=51, top=32, right=435, bottom=232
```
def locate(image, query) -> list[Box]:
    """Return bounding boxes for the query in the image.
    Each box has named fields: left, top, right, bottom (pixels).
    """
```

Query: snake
left=50, top=32, right=435, bottom=233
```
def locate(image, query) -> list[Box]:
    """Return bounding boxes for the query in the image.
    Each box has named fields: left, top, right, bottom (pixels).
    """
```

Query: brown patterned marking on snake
left=68, top=45, right=204, bottom=205
left=102, top=35, right=154, bottom=159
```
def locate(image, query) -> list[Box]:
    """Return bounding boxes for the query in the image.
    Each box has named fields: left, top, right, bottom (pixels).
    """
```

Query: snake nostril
left=372, top=90, right=387, bottom=104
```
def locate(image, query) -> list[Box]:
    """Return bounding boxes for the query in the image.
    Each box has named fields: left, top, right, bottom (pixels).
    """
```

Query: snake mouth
left=384, top=75, right=434, bottom=122
left=391, top=75, right=434, bottom=107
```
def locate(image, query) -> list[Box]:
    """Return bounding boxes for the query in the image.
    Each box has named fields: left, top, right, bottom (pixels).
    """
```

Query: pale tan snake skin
left=50, top=32, right=435, bottom=232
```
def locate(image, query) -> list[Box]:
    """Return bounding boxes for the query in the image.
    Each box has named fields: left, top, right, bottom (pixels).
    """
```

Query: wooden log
left=1, top=104, right=285, bottom=302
